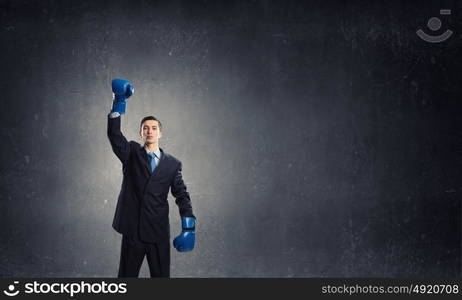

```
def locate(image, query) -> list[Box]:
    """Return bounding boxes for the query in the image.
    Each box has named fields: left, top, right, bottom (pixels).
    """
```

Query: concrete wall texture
left=0, top=0, right=461, bottom=277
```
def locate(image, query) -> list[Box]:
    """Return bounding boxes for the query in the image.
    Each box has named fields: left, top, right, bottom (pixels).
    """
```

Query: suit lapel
left=137, top=146, right=151, bottom=175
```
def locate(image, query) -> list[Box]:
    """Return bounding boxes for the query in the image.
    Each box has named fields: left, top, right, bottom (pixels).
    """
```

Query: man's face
left=140, top=120, right=162, bottom=145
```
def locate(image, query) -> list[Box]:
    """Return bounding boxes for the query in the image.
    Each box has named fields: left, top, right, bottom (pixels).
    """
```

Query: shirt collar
left=145, top=147, right=161, bottom=159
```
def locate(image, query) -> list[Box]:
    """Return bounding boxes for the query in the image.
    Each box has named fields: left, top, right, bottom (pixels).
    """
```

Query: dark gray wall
left=0, top=0, right=460, bottom=277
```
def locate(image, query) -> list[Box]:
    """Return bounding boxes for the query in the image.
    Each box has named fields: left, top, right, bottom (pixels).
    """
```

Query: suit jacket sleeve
left=107, top=115, right=130, bottom=164
left=171, top=162, right=195, bottom=218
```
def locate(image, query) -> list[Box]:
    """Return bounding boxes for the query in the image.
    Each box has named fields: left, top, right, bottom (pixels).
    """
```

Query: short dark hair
left=140, top=116, right=162, bottom=131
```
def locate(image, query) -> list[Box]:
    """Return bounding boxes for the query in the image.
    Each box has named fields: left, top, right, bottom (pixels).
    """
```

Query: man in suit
left=107, top=78, right=196, bottom=278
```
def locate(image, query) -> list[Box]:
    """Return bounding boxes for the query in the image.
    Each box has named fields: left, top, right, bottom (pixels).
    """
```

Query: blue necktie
left=148, top=152, right=158, bottom=173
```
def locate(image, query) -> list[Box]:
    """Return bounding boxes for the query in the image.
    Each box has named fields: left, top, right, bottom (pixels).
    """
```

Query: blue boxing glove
left=173, top=216, right=196, bottom=252
left=111, top=78, right=134, bottom=115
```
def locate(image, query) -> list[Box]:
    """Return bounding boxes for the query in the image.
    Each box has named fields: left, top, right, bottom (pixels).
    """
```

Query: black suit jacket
left=107, top=115, right=194, bottom=243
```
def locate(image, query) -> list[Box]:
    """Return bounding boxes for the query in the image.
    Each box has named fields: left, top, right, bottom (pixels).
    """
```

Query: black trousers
left=117, top=232, right=170, bottom=278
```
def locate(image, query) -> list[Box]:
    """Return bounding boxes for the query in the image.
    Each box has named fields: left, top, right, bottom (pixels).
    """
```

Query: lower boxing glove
left=173, top=216, right=196, bottom=252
